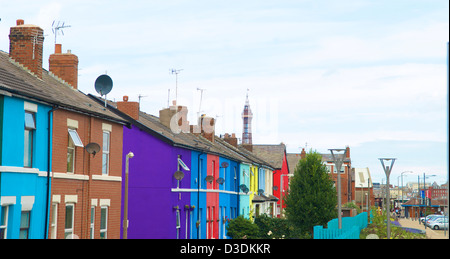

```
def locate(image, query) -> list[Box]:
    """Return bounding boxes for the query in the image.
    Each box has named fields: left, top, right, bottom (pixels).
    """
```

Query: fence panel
left=313, top=212, right=368, bottom=239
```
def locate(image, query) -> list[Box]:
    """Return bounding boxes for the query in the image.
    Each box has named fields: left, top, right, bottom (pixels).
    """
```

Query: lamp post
left=329, top=148, right=347, bottom=229
left=379, top=158, right=396, bottom=239
left=123, top=151, right=134, bottom=239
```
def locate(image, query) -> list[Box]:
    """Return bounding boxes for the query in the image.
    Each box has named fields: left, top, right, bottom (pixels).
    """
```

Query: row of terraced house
left=0, top=19, right=293, bottom=239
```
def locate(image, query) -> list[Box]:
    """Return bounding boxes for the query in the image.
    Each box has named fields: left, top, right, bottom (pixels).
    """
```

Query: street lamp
left=329, top=148, right=347, bottom=229
left=379, top=158, right=396, bottom=239
left=123, top=151, right=134, bottom=239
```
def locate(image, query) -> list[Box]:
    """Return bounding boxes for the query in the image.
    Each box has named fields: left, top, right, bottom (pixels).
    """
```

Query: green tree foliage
left=284, top=150, right=338, bottom=234
left=226, top=216, right=259, bottom=239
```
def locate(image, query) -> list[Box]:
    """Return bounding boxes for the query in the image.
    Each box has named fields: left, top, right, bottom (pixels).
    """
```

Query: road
left=398, top=218, right=449, bottom=239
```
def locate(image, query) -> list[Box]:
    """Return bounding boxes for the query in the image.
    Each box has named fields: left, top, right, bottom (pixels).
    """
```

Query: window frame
left=24, top=111, right=35, bottom=168
left=65, top=203, right=75, bottom=239
left=100, top=206, right=108, bottom=239
left=90, top=206, right=95, bottom=239
left=50, top=203, right=58, bottom=239
left=102, top=131, right=111, bottom=175
left=19, top=211, right=31, bottom=239
left=0, top=206, right=9, bottom=239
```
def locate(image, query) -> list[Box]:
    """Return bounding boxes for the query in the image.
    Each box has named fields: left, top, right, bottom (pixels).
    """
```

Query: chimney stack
left=117, top=96, right=140, bottom=121
left=223, top=133, right=238, bottom=148
left=9, top=19, right=44, bottom=79
left=199, top=115, right=215, bottom=143
left=159, top=101, right=189, bottom=133
left=300, top=148, right=306, bottom=159
left=49, top=43, right=79, bottom=88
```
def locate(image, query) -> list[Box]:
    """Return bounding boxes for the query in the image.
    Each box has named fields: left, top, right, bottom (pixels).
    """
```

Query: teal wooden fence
left=313, top=212, right=368, bottom=239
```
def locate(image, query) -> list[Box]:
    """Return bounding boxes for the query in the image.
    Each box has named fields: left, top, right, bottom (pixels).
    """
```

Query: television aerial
left=52, top=20, right=71, bottom=44
left=94, top=74, right=113, bottom=107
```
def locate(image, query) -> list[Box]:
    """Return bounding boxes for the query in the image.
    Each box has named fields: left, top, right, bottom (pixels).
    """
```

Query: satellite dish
left=216, top=177, right=225, bottom=184
left=174, top=170, right=184, bottom=181
left=239, top=184, right=248, bottom=192
left=258, top=189, right=265, bottom=195
left=221, top=162, right=229, bottom=168
left=94, top=74, right=113, bottom=96
left=273, top=185, right=279, bottom=191
left=205, top=175, right=214, bottom=183
left=85, top=143, right=101, bottom=157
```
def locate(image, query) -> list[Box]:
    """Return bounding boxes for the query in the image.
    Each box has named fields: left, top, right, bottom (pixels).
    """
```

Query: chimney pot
left=55, top=44, right=62, bottom=54
left=123, top=96, right=129, bottom=102
left=16, top=19, right=24, bottom=26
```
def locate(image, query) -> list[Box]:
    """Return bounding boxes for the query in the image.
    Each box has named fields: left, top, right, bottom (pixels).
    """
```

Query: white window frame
left=1, top=205, right=9, bottom=239
left=19, top=210, right=31, bottom=239
left=68, top=129, right=84, bottom=147
left=50, top=203, right=58, bottom=239
left=67, top=130, right=76, bottom=173
left=100, top=206, right=108, bottom=239
left=90, top=206, right=95, bottom=239
left=102, top=131, right=111, bottom=175
left=24, top=111, right=35, bottom=168
left=65, top=203, right=75, bottom=239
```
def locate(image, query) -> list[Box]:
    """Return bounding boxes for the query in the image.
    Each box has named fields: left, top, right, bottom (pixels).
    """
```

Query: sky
left=0, top=0, right=448, bottom=185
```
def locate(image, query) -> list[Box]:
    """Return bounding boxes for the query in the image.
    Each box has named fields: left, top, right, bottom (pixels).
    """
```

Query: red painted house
left=206, top=154, right=220, bottom=239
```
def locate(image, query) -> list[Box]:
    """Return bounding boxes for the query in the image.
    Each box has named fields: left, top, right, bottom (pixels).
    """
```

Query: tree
left=226, top=216, right=259, bottom=239
left=284, top=150, right=337, bottom=234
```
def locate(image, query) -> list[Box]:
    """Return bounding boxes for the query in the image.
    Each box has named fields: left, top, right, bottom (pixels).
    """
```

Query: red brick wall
left=49, top=109, right=123, bottom=239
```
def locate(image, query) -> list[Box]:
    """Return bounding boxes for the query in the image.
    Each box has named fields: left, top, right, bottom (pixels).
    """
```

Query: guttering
left=44, top=105, right=59, bottom=239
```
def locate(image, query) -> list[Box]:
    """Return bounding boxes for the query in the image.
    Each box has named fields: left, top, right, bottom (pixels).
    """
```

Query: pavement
left=398, top=218, right=449, bottom=239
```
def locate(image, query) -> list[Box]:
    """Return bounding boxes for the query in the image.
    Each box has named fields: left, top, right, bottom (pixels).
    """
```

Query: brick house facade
left=49, top=110, right=124, bottom=239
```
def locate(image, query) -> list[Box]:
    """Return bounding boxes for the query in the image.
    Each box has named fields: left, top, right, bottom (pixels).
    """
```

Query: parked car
left=421, top=214, right=443, bottom=224
left=426, top=217, right=448, bottom=230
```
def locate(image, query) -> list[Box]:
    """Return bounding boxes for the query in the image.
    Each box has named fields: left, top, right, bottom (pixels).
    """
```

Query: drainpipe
left=197, top=152, right=204, bottom=239
left=44, top=105, right=59, bottom=239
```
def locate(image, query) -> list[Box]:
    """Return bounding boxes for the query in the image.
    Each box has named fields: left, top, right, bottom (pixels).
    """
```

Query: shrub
left=226, top=216, right=259, bottom=239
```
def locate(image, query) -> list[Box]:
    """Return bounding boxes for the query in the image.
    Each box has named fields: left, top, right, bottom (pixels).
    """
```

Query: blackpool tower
left=241, top=90, right=253, bottom=145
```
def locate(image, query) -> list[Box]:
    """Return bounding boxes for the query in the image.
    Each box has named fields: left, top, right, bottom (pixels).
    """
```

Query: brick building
left=47, top=43, right=127, bottom=239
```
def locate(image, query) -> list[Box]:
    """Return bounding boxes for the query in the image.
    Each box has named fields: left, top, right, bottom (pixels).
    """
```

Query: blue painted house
left=0, top=45, right=54, bottom=239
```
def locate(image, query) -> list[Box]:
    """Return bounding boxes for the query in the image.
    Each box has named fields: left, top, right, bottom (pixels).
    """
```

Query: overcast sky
left=1, top=0, right=448, bottom=185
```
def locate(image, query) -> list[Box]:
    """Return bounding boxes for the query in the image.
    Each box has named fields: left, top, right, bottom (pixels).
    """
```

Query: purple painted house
left=114, top=98, right=198, bottom=239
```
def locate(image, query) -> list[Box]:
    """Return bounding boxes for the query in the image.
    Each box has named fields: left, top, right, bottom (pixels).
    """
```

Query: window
left=19, top=211, right=30, bottom=239
left=24, top=111, right=35, bottom=168
left=212, top=161, right=216, bottom=189
left=1, top=206, right=8, bottom=239
left=102, top=131, right=110, bottom=175
left=176, top=209, right=181, bottom=229
left=90, top=206, right=95, bottom=239
left=50, top=204, right=57, bottom=239
left=68, top=129, right=84, bottom=147
left=233, top=166, right=237, bottom=192
left=67, top=128, right=83, bottom=173
left=100, top=206, right=108, bottom=239
left=65, top=204, right=74, bottom=239
left=67, top=133, right=75, bottom=173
